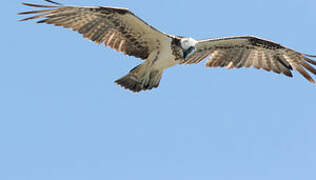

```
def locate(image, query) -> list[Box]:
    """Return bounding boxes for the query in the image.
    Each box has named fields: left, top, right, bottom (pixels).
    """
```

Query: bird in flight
left=19, top=0, right=316, bottom=92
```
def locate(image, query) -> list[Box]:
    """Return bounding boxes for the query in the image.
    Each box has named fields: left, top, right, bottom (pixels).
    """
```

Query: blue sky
left=1, top=0, right=316, bottom=179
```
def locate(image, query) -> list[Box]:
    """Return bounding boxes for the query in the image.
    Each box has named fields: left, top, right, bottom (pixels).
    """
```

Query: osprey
left=19, top=0, right=316, bottom=92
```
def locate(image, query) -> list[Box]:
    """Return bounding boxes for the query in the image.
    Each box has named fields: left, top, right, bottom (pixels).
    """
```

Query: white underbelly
left=152, top=43, right=179, bottom=70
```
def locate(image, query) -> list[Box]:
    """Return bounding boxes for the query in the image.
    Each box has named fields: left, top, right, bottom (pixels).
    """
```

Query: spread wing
left=183, top=36, right=316, bottom=84
left=19, top=0, right=169, bottom=60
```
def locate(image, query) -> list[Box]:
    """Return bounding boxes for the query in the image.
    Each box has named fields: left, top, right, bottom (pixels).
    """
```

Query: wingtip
left=18, top=17, right=30, bottom=22
left=304, top=57, right=316, bottom=66
left=44, top=0, right=63, bottom=6
left=21, top=2, right=58, bottom=8
left=18, top=16, right=37, bottom=22
left=304, top=53, right=316, bottom=58
left=305, top=76, right=316, bottom=85
left=22, top=1, right=63, bottom=6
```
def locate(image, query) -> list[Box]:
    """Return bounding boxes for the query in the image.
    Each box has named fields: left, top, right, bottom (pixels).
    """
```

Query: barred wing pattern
left=19, top=0, right=168, bottom=60
left=184, top=36, right=316, bottom=83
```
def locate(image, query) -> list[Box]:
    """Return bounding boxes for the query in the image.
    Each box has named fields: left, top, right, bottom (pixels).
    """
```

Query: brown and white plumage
left=19, top=0, right=316, bottom=92
left=19, top=0, right=169, bottom=60
left=183, top=36, right=316, bottom=83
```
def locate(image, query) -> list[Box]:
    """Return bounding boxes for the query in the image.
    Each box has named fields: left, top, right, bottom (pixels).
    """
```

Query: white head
left=180, top=38, right=198, bottom=59
left=180, top=38, right=198, bottom=49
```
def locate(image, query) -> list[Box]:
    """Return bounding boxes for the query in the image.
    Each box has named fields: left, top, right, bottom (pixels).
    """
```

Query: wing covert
left=184, top=36, right=316, bottom=84
left=19, top=0, right=169, bottom=60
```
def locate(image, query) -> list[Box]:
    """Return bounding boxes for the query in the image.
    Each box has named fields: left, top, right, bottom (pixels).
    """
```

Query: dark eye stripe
left=184, top=47, right=195, bottom=59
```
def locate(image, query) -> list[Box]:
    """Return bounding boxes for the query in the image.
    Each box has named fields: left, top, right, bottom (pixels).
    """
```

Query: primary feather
left=19, top=0, right=168, bottom=60
left=19, top=0, right=316, bottom=92
left=184, top=36, right=316, bottom=84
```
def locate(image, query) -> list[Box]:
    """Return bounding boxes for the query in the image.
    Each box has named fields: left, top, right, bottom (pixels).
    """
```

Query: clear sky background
left=2, top=0, right=316, bottom=179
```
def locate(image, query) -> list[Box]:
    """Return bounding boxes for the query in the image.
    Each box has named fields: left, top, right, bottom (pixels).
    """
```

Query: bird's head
left=180, top=37, right=198, bottom=59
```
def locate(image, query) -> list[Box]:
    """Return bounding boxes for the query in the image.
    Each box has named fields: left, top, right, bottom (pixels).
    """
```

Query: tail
left=115, top=63, right=163, bottom=92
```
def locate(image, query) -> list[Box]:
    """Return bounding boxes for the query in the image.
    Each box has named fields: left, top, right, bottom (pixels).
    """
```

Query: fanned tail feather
left=115, top=63, right=163, bottom=92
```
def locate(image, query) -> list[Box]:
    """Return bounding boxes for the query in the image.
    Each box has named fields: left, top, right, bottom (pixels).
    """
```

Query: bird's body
left=19, top=0, right=316, bottom=92
left=149, top=38, right=177, bottom=71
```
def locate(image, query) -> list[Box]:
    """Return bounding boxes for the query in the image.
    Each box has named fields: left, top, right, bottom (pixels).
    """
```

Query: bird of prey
left=19, top=0, right=316, bottom=92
